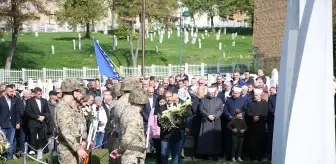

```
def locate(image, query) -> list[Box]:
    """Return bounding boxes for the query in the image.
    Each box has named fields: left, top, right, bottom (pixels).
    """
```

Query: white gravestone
left=201, top=34, right=204, bottom=40
left=154, top=31, right=156, bottom=37
left=232, top=41, right=235, bottom=47
left=224, top=28, right=227, bottom=34
left=235, top=32, right=238, bottom=37
left=219, top=42, right=222, bottom=50
left=51, top=45, right=54, bottom=55
left=150, top=33, right=153, bottom=42
left=127, top=36, right=129, bottom=42
left=78, top=33, right=81, bottom=49
left=146, top=30, right=149, bottom=39
left=191, top=36, right=197, bottom=44
left=240, top=55, right=242, bottom=59
left=194, top=32, right=198, bottom=38
left=104, top=25, right=108, bottom=34
left=198, top=38, right=201, bottom=49
left=232, top=33, right=235, bottom=40
left=222, top=52, right=225, bottom=58
left=155, top=46, right=158, bottom=53
left=184, top=30, right=189, bottom=44
left=190, top=28, right=194, bottom=38
left=168, top=31, right=171, bottom=39
left=73, top=39, right=76, bottom=50
left=35, top=32, right=38, bottom=37
left=113, top=35, right=117, bottom=50
left=159, top=33, right=164, bottom=44
left=242, top=36, right=245, bottom=39
left=216, top=33, right=220, bottom=40
left=205, top=30, right=208, bottom=36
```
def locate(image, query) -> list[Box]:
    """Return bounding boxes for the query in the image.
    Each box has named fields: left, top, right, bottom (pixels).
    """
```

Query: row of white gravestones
left=232, top=32, right=238, bottom=40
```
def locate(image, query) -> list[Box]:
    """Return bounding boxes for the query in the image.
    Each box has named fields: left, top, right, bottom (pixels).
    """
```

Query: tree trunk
left=5, top=26, right=19, bottom=70
left=5, top=1, right=19, bottom=71
left=85, top=23, right=90, bottom=38
left=211, top=15, right=214, bottom=31
left=129, top=24, right=142, bottom=69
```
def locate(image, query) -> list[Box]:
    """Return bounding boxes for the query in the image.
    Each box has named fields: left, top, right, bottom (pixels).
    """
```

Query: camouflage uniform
left=115, top=88, right=148, bottom=164
left=56, top=78, right=87, bottom=164
left=107, top=77, right=140, bottom=164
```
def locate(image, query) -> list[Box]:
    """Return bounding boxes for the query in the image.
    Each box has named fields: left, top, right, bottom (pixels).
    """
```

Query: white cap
left=207, top=87, right=216, bottom=93
left=254, top=89, right=263, bottom=95
left=233, top=87, right=242, bottom=93
left=241, top=85, right=248, bottom=90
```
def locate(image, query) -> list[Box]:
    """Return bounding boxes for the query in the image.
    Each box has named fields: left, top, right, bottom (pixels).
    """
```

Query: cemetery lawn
left=2, top=149, right=271, bottom=164
left=0, top=32, right=252, bottom=69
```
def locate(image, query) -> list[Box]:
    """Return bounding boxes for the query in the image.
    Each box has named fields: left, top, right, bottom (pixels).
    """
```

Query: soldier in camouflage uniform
left=107, top=77, right=140, bottom=164
left=56, top=78, right=88, bottom=164
left=110, top=87, right=148, bottom=164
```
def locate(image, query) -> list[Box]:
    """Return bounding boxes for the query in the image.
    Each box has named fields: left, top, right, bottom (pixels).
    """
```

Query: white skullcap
left=233, top=87, right=242, bottom=93
left=254, top=89, right=263, bottom=95
left=241, top=85, right=248, bottom=90
left=207, top=87, right=216, bottom=93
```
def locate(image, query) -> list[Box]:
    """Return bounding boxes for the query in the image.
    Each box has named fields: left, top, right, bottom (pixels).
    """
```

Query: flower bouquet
left=82, top=105, right=94, bottom=121
left=0, top=130, right=9, bottom=161
left=158, top=101, right=193, bottom=132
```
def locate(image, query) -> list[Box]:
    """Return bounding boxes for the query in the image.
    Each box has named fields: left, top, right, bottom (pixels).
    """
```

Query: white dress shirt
left=5, top=96, right=11, bottom=119
left=35, top=99, right=42, bottom=112
left=149, top=97, right=153, bottom=109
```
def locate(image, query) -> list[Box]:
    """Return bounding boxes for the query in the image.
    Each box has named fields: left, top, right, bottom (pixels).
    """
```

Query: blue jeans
left=2, top=122, right=16, bottom=160
left=94, top=132, right=105, bottom=149
left=161, top=137, right=181, bottom=164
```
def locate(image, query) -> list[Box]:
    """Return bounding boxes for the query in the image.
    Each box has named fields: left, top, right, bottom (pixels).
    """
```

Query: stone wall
left=253, top=0, right=336, bottom=73
left=253, top=0, right=287, bottom=73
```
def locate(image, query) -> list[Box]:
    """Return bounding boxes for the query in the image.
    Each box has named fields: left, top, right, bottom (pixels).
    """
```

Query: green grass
left=1, top=149, right=271, bottom=164
left=0, top=31, right=252, bottom=69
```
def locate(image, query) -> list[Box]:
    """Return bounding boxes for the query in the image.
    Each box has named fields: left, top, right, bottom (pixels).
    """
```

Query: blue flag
left=93, top=40, right=124, bottom=80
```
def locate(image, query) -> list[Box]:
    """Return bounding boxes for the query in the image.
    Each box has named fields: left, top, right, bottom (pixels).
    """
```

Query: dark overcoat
left=197, top=96, right=224, bottom=155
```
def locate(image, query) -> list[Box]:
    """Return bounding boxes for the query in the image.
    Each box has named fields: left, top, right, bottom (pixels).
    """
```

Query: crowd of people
left=0, top=67, right=278, bottom=163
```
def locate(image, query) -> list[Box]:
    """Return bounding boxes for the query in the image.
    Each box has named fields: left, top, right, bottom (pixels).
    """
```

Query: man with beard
left=56, top=78, right=88, bottom=164
left=197, top=87, right=224, bottom=161
left=246, top=89, right=268, bottom=161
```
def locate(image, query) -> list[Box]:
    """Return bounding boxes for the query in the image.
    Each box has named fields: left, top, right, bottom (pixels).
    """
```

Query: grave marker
left=73, top=39, right=76, bottom=50
left=201, top=34, right=204, bottom=40
left=216, top=33, right=220, bottom=40
left=78, top=33, right=81, bottom=49
left=224, top=28, right=227, bottom=34
left=127, top=36, right=129, bottom=42
left=198, top=38, right=201, bottom=49
left=232, top=33, right=235, bottom=40
left=113, top=35, right=117, bottom=50
left=104, top=25, right=108, bottom=34
left=150, top=33, right=153, bottom=42
left=155, top=46, right=159, bottom=53
left=223, top=52, right=225, bottom=58
left=219, top=42, right=222, bottom=50
left=232, top=41, right=235, bottom=47
left=35, top=32, right=38, bottom=37
left=51, top=45, right=55, bottom=55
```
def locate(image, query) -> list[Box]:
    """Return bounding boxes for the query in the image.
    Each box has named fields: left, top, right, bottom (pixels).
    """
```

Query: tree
left=0, top=0, right=50, bottom=70
left=217, top=0, right=254, bottom=25
left=182, top=0, right=202, bottom=27
left=114, top=0, right=177, bottom=67
left=56, top=0, right=107, bottom=38
left=198, top=0, right=220, bottom=30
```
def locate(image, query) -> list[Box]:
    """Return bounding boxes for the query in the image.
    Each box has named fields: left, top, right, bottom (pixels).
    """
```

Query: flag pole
left=141, top=0, right=146, bottom=76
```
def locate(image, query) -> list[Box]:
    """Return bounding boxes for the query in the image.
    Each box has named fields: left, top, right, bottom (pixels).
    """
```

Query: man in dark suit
left=25, top=87, right=50, bottom=154
left=0, top=84, right=20, bottom=160
left=141, top=87, right=157, bottom=136
left=180, top=67, right=189, bottom=81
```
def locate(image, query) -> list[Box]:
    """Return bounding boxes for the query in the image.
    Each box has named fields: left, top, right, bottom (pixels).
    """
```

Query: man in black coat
left=245, top=89, right=268, bottom=161
left=25, top=87, right=50, bottom=154
left=0, top=85, right=20, bottom=160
